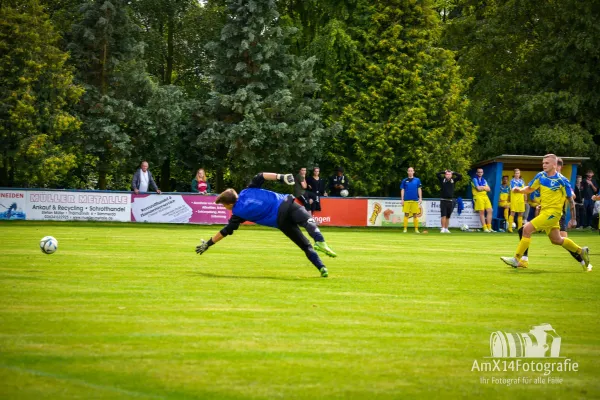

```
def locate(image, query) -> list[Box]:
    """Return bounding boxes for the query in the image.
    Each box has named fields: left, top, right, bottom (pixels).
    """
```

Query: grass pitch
left=0, top=221, right=599, bottom=399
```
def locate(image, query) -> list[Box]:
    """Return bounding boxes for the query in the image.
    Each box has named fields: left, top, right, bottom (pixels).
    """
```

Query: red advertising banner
left=312, top=198, right=368, bottom=227
left=131, top=194, right=231, bottom=224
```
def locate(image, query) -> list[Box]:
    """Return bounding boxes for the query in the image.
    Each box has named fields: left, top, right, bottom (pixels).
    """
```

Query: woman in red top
left=191, top=168, right=211, bottom=194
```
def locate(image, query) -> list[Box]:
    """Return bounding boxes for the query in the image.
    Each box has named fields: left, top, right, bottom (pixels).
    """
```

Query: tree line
left=1, top=0, right=598, bottom=196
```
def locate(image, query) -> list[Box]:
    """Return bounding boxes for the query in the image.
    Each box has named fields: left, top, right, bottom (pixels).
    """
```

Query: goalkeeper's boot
left=581, top=247, right=590, bottom=270
left=315, top=241, right=337, bottom=258
left=500, top=256, right=519, bottom=268
left=319, top=266, right=329, bottom=278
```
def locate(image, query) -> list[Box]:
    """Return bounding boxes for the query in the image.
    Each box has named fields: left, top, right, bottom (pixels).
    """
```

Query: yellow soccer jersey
left=471, top=177, right=489, bottom=198
left=528, top=172, right=573, bottom=214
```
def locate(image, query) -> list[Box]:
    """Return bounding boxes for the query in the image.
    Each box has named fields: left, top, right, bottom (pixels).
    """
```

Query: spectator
left=329, top=167, right=349, bottom=197
left=574, top=175, right=584, bottom=228
left=400, top=167, right=423, bottom=233
left=436, top=169, right=462, bottom=233
left=593, top=192, right=600, bottom=232
left=294, top=167, right=317, bottom=212
left=191, top=168, right=211, bottom=194
left=582, top=170, right=598, bottom=228
left=132, top=161, right=161, bottom=194
left=306, top=167, right=328, bottom=213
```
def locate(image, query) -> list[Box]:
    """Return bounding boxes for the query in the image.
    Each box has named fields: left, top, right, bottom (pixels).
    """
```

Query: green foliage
left=323, top=0, right=475, bottom=196
left=444, top=0, right=600, bottom=169
left=199, top=0, right=337, bottom=188
left=67, top=0, right=157, bottom=189
left=0, top=1, right=83, bottom=187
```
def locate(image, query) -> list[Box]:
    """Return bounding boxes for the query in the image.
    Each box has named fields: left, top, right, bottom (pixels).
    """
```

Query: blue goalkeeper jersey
left=232, top=188, right=287, bottom=228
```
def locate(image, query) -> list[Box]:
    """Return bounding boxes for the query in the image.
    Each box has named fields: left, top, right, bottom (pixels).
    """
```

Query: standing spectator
left=191, top=168, right=211, bottom=194
left=436, top=169, right=462, bottom=233
left=593, top=192, right=600, bottom=232
left=306, top=167, right=327, bottom=213
left=400, top=167, right=423, bottom=233
left=329, top=167, right=349, bottom=197
left=471, top=168, right=494, bottom=232
left=294, top=167, right=316, bottom=212
left=582, top=170, right=598, bottom=228
left=574, top=175, right=584, bottom=228
left=132, top=161, right=161, bottom=194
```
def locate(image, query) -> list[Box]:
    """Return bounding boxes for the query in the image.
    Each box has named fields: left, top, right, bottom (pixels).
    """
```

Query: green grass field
left=1, top=221, right=599, bottom=399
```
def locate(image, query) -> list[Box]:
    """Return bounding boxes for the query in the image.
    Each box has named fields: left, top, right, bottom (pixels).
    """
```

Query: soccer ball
left=340, top=189, right=349, bottom=197
left=460, top=224, right=469, bottom=231
left=40, top=236, right=58, bottom=254
left=512, top=222, right=517, bottom=228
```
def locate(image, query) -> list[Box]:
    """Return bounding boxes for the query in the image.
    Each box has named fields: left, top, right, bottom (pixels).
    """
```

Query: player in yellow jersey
left=507, top=169, right=526, bottom=233
left=499, top=176, right=511, bottom=229
left=500, top=154, right=590, bottom=270
left=471, top=168, right=494, bottom=232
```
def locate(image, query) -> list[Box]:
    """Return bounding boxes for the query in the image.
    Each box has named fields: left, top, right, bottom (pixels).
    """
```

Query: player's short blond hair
left=215, top=189, right=238, bottom=206
left=543, top=153, right=558, bottom=161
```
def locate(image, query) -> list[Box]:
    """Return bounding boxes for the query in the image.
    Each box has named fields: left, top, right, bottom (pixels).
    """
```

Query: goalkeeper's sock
left=508, top=215, right=514, bottom=231
left=515, top=237, right=531, bottom=259
left=306, top=246, right=325, bottom=269
left=404, top=217, right=409, bottom=231
left=517, top=215, right=523, bottom=230
left=561, top=238, right=581, bottom=254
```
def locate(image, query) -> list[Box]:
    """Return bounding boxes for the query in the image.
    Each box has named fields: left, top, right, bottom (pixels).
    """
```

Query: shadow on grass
left=506, top=268, right=585, bottom=274
left=191, top=271, right=319, bottom=281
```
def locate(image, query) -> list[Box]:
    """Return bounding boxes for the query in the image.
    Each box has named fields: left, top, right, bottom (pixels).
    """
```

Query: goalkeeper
left=195, top=172, right=337, bottom=277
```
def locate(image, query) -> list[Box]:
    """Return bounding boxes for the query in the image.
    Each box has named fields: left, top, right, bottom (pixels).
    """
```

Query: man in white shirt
left=132, top=161, right=161, bottom=194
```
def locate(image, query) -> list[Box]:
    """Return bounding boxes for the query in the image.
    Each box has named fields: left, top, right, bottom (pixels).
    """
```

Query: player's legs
left=486, top=208, right=493, bottom=231
left=279, top=223, right=328, bottom=276
left=288, top=203, right=337, bottom=257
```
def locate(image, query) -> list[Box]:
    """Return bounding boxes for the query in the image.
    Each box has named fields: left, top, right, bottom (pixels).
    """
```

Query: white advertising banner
left=424, top=200, right=483, bottom=228
left=27, top=191, right=131, bottom=222
left=0, top=190, right=28, bottom=220
left=367, top=199, right=426, bottom=227
left=131, top=194, right=194, bottom=223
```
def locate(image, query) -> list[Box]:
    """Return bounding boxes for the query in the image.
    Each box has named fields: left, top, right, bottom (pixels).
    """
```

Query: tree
left=443, top=0, right=600, bottom=168
left=0, top=1, right=83, bottom=187
left=200, top=0, right=337, bottom=190
left=68, top=0, right=155, bottom=189
left=324, top=0, right=475, bottom=196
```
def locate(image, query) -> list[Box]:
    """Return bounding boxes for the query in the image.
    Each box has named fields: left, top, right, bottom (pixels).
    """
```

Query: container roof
left=472, top=154, right=590, bottom=169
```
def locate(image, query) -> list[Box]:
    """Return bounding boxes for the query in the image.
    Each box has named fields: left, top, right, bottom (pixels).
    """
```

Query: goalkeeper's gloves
left=196, top=238, right=214, bottom=255
left=277, top=173, right=295, bottom=185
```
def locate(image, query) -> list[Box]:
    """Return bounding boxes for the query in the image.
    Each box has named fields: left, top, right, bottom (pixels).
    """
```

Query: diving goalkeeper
left=195, top=172, right=337, bottom=277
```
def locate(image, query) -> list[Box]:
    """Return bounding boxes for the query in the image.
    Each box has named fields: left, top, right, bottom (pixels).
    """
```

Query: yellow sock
left=508, top=215, right=514, bottom=231
left=404, top=216, right=409, bottom=230
left=517, top=216, right=523, bottom=230
left=515, top=237, right=531, bottom=259
left=504, top=208, right=509, bottom=220
left=561, top=238, right=581, bottom=253
left=487, top=224, right=492, bottom=231
left=414, top=218, right=419, bottom=231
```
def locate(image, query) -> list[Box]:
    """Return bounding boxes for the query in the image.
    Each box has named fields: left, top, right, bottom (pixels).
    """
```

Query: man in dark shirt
left=294, top=167, right=317, bottom=212
left=436, top=170, right=462, bottom=233
left=306, top=167, right=327, bottom=213
left=195, top=172, right=337, bottom=277
left=329, top=167, right=349, bottom=197
left=582, top=170, right=598, bottom=228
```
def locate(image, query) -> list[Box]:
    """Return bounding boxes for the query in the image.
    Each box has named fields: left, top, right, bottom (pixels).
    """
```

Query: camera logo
left=490, top=323, right=561, bottom=358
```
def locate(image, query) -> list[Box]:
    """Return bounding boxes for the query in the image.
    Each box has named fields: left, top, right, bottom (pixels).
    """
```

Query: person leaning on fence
left=436, top=169, right=462, bottom=233
left=132, top=161, right=161, bottom=194
left=294, top=167, right=318, bottom=213
left=191, top=168, right=211, bottom=194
